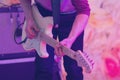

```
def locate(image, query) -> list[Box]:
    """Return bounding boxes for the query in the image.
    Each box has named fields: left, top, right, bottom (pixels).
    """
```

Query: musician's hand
left=54, top=38, right=74, bottom=57
left=26, top=19, right=39, bottom=39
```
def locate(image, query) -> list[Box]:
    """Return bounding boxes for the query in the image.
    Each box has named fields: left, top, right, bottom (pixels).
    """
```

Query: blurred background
left=0, top=0, right=120, bottom=80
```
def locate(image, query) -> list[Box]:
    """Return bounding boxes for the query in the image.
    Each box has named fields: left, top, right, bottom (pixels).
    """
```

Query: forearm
left=68, top=14, right=89, bottom=42
left=20, top=0, right=33, bottom=20
left=69, top=0, right=90, bottom=42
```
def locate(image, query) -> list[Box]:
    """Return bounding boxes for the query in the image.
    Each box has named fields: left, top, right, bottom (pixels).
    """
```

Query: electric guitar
left=22, top=4, right=94, bottom=74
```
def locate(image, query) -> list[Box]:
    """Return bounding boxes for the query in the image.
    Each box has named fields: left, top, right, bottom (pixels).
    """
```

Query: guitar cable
left=13, top=13, right=27, bottom=45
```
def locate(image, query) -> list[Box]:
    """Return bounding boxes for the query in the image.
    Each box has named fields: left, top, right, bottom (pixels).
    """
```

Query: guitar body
left=22, top=10, right=53, bottom=58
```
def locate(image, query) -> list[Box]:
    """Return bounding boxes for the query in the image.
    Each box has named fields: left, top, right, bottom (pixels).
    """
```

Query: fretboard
left=39, top=31, right=77, bottom=60
left=39, top=31, right=92, bottom=73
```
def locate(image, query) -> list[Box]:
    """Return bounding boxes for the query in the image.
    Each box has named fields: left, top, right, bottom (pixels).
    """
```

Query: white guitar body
left=22, top=16, right=53, bottom=58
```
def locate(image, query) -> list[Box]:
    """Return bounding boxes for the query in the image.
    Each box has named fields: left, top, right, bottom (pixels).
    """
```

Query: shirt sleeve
left=71, top=0, right=90, bottom=16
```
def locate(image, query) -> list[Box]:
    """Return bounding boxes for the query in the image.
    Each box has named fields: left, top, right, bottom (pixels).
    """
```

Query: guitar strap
left=51, top=0, right=60, bottom=39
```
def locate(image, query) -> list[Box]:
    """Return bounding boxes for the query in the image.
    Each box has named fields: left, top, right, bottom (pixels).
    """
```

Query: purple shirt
left=71, top=0, right=90, bottom=15
left=36, top=0, right=90, bottom=15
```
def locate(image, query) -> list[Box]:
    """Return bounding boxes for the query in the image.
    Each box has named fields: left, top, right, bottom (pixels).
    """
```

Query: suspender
left=51, top=0, right=60, bottom=27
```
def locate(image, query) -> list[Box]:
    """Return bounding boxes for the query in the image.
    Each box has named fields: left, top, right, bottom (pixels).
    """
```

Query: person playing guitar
left=20, top=0, right=91, bottom=80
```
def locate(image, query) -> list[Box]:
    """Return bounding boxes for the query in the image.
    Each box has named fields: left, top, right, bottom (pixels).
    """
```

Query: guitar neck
left=39, top=32, right=77, bottom=59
